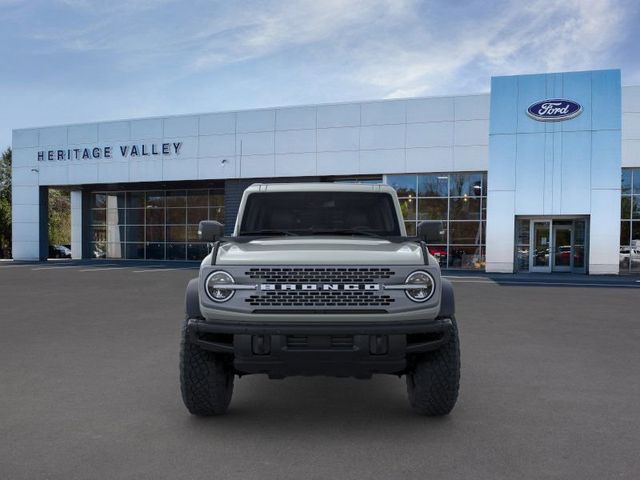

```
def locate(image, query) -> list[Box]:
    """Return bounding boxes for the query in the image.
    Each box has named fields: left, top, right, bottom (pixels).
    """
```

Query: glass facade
left=89, top=188, right=224, bottom=260
left=620, top=168, right=640, bottom=273
left=386, top=172, right=487, bottom=269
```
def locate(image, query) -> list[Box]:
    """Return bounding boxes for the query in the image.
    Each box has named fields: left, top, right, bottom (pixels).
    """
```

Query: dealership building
left=10, top=69, right=640, bottom=274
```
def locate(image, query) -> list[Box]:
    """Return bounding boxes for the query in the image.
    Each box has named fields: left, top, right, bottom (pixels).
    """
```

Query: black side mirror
left=198, top=220, right=224, bottom=242
left=417, top=221, right=444, bottom=243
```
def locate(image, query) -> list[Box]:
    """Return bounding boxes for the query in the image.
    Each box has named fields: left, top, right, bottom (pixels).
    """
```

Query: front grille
left=245, top=267, right=394, bottom=283
left=286, top=335, right=354, bottom=349
left=245, top=290, right=395, bottom=307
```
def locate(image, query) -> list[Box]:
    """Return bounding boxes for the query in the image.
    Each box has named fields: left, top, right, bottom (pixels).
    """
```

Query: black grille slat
left=245, top=267, right=394, bottom=284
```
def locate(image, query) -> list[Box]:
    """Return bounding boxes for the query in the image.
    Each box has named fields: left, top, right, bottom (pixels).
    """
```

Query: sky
left=1, top=0, right=639, bottom=148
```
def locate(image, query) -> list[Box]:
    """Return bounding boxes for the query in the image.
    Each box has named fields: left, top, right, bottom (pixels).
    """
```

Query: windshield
left=239, top=191, right=401, bottom=236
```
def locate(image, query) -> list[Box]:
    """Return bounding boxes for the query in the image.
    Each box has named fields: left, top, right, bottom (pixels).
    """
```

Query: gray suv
left=181, top=183, right=459, bottom=416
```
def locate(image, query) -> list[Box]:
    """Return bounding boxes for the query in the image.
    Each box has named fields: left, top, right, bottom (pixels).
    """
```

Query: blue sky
left=1, top=0, right=639, bottom=148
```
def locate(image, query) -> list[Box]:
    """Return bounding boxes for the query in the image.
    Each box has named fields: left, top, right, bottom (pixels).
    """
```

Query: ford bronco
left=180, top=183, right=460, bottom=416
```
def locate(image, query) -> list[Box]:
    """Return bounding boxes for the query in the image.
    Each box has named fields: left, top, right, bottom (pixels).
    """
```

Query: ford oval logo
left=527, top=99, right=582, bottom=122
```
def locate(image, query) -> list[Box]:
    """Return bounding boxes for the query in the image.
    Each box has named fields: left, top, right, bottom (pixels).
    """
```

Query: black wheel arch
left=185, top=278, right=203, bottom=319
left=438, top=278, right=455, bottom=319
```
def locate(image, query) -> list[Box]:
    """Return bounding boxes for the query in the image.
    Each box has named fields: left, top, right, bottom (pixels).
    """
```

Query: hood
left=215, top=236, right=424, bottom=265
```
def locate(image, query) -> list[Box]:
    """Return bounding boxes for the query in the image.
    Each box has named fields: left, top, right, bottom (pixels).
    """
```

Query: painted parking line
left=0, top=264, right=41, bottom=269
left=132, top=268, right=182, bottom=273
left=79, top=266, right=128, bottom=272
left=31, top=265, right=79, bottom=270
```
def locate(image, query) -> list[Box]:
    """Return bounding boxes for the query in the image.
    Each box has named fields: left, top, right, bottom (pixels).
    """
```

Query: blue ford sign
left=527, top=99, right=582, bottom=122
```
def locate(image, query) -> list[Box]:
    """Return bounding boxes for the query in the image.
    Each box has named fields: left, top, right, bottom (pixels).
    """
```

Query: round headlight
left=405, top=271, right=435, bottom=302
left=205, top=271, right=235, bottom=302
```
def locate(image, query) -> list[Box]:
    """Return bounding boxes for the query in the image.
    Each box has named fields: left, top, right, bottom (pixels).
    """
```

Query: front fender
left=438, top=278, right=455, bottom=318
left=185, top=278, right=202, bottom=319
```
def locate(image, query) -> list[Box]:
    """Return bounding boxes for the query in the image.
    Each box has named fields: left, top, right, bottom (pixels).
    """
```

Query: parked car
left=49, top=245, right=72, bottom=258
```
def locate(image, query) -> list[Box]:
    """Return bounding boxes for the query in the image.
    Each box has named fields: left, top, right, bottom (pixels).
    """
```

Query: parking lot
left=1, top=261, right=639, bottom=480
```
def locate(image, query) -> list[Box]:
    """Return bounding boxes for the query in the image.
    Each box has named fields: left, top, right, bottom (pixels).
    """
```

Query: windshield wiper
left=239, top=229, right=299, bottom=237
left=310, top=228, right=385, bottom=239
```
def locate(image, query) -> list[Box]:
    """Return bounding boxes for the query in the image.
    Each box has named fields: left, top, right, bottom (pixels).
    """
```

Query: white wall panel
left=198, top=157, right=237, bottom=179
left=276, top=106, right=316, bottom=130
left=406, top=97, right=454, bottom=123
left=454, top=145, right=488, bottom=171
left=406, top=147, right=453, bottom=173
left=12, top=147, right=39, bottom=168
left=11, top=185, right=39, bottom=205
left=237, top=132, right=275, bottom=156
left=360, top=100, right=406, bottom=126
left=237, top=109, right=275, bottom=133
left=360, top=124, right=405, bottom=150
left=622, top=113, right=640, bottom=140
left=70, top=190, right=82, bottom=259
left=316, top=151, right=359, bottom=175
left=164, top=115, right=199, bottom=137
left=485, top=190, right=516, bottom=272
left=239, top=154, right=275, bottom=177
left=68, top=162, right=99, bottom=184
left=98, top=162, right=130, bottom=183
left=317, top=103, right=360, bottom=128
left=39, top=127, right=67, bottom=146
left=163, top=157, right=198, bottom=180
left=454, top=120, right=489, bottom=146
left=12, top=222, right=40, bottom=242
left=275, top=152, right=316, bottom=176
left=166, top=136, right=198, bottom=158
left=316, top=127, right=359, bottom=152
left=590, top=189, right=621, bottom=273
left=129, top=158, right=163, bottom=182
left=454, top=95, right=490, bottom=120
left=37, top=164, right=69, bottom=185
left=198, top=134, right=236, bottom=158
left=131, top=119, right=163, bottom=139
left=275, top=129, right=316, bottom=154
left=359, top=149, right=404, bottom=174
left=11, top=204, right=39, bottom=223
left=622, top=85, right=640, bottom=112
left=199, top=112, right=236, bottom=135
left=622, top=139, right=640, bottom=166
left=12, top=129, right=39, bottom=148
left=12, top=241, right=40, bottom=260
left=98, top=122, right=130, bottom=142
left=406, top=122, right=453, bottom=148
left=12, top=167, right=39, bottom=186
left=68, top=124, right=98, bottom=144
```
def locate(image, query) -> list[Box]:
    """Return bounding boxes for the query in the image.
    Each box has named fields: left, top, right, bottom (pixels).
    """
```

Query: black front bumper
left=187, top=318, right=452, bottom=378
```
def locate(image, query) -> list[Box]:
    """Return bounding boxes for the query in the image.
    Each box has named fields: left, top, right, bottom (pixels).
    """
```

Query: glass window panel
left=145, top=242, right=164, bottom=260
left=187, top=243, right=210, bottom=261
left=427, top=245, right=447, bottom=268
left=105, top=193, right=125, bottom=209
left=187, top=207, right=209, bottom=224
left=168, top=225, right=187, bottom=242
left=126, top=208, right=144, bottom=224
left=482, top=173, right=488, bottom=196
left=91, top=209, right=106, bottom=225
left=633, top=196, right=640, bottom=219
left=621, top=196, right=631, bottom=219
left=633, top=169, right=640, bottom=195
left=481, top=221, right=486, bottom=245
left=404, top=222, right=416, bottom=236
left=125, top=243, right=145, bottom=259
left=632, top=221, right=640, bottom=244
left=448, top=246, right=484, bottom=269
left=417, top=198, right=447, bottom=221
left=146, top=191, right=165, bottom=209
left=210, top=191, right=224, bottom=206
left=620, top=221, right=631, bottom=246
left=106, top=209, right=126, bottom=227
left=146, top=226, right=165, bottom=242
left=188, top=189, right=208, bottom=207
left=481, top=199, right=487, bottom=220
left=105, top=243, right=124, bottom=259
left=91, top=193, right=106, bottom=208
left=516, top=245, right=529, bottom=272
left=398, top=198, right=417, bottom=222
left=449, top=221, right=481, bottom=244
left=126, top=191, right=145, bottom=208
left=449, top=173, right=483, bottom=197
left=126, top=225, right=144, bottom=243
left=165, top=190, right=186, bottom=207
left=187, top=225, right=201, bottom=242
left=166, top=208, right=186, bottom=224
left=421, top=221, right=448, bottom=244
left=417, top=175, right=448, bottom=197
left=92, top=241, right=106, bottom=259
left=622, top=169, right=632, bottom=194
left=387, top=175, right=416, bottom=197
left=209, top=206, right=225, bottom=223
left=516, top=219, right=530, bottom=245
left=146, top=207, right=165, bottom=225
left=106, top=225, right=125, bottom=244
left=166, top=243, right=186, bottom=260
left=90, top=226, right=106, bottom=242
left=450, top=198, right=481, bottom=220
left=619, top=247, right=630, bottom=273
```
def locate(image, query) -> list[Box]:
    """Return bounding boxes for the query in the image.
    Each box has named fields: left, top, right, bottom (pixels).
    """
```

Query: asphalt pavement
left=1, top=261, right=639, bottom=479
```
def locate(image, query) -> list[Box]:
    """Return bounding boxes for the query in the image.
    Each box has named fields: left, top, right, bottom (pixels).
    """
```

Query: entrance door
left=530, top=221, right=551, bottom=272
left=552, top=224, right=573, bottom=272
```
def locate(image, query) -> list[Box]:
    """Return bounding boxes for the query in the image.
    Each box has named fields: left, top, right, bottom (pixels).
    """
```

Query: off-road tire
left=180, top=318, right=234, bottom=416
left=406, top=316, right=460, bottom=416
